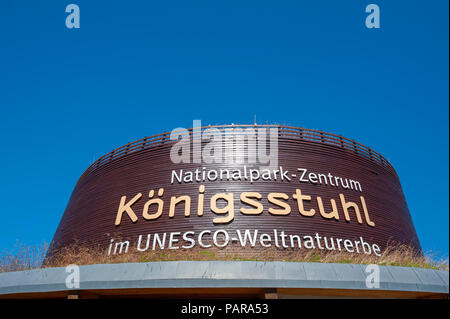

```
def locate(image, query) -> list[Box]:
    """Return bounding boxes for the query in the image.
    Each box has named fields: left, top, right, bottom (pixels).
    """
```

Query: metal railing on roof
left=85, top=125, right=396, bottom=176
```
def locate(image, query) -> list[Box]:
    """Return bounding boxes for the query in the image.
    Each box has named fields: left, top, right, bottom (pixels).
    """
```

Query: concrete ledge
left=0, top=261, right=448, bottom=297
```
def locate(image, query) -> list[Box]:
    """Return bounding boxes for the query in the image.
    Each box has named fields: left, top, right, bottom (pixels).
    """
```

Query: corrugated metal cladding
left=47, top=125, right=421, bottom=258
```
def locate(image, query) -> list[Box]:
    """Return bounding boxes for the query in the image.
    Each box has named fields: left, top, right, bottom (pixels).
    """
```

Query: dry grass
left=0, top=241, right=49, bottom=273
left=1, top=240, right=448, bottom=273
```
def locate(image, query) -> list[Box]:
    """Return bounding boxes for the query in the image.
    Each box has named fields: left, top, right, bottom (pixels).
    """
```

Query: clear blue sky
left=0, top=1, right=448, bottom=258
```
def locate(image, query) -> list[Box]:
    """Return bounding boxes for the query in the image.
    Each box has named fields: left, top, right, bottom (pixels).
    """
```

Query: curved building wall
left=47, top=125, right=421, bottom=258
